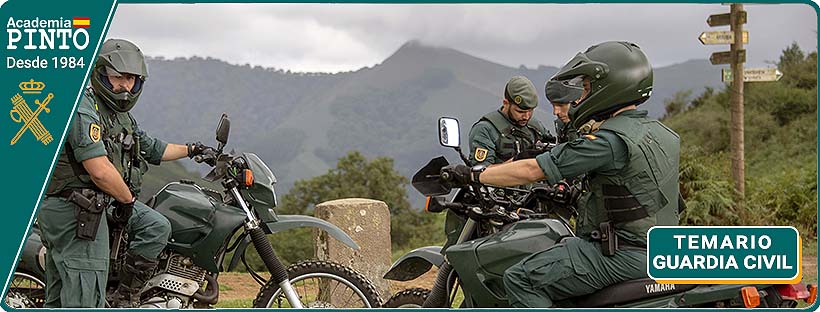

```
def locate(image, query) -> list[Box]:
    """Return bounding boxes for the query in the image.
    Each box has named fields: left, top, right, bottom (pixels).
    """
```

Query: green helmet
left=551, top=41, right=653, bottom=129
left=90, top=39, right=149, bottom=112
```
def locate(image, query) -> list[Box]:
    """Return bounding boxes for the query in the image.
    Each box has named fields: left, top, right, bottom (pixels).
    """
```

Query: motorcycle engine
left=140, top=252, right=209, bottom=308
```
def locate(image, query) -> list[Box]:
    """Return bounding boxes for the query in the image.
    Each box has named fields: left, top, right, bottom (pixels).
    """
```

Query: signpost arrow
left=710, top=50, right=746, bottom=65
left=722, top=68, right=783, bottom=82
left=699, top=31, right=748, bottom=45
left=707, top=11, right=747, bottom=27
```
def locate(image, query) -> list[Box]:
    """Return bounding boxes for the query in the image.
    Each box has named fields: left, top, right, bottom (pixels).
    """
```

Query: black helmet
left=90, top=39, right=148, bottom=112
left=551, top=41, right=653, bottom=129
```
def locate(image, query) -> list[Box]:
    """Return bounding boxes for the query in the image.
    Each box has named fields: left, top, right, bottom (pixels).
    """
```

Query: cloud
left=107, top=3, right=817, bottom=73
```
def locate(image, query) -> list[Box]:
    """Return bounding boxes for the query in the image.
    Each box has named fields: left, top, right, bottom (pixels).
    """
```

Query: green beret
left=504, top=76, right=538, bottom=109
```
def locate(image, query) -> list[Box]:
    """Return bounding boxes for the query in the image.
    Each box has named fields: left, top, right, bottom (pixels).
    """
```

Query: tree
left=270, top=151, right=440, bottom=265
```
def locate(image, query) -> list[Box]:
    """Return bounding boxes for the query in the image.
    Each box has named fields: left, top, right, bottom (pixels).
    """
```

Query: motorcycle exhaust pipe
left=193, top=273, right=219, bottom=305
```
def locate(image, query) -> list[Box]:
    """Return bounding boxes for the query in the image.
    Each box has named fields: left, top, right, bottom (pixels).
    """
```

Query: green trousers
left=40, top=197, right=171, bottom=308
left=503, top=237, right=647, bottom=308
left=40, top=197, right=109, bottom=308
left=114, top=200, right=172, bottom=259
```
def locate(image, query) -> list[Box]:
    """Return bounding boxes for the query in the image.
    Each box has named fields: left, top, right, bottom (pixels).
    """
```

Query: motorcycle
left=6, top=114, right=382, bottom=309
left=382, top=117, right=816, bottom=308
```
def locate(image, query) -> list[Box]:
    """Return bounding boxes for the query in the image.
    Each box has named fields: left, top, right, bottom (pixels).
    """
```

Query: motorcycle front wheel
left=252, top=260, right=382, bottom=308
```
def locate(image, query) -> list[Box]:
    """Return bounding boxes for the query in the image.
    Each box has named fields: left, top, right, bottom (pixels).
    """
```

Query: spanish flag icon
left=73, top=17, right=90, bottom=28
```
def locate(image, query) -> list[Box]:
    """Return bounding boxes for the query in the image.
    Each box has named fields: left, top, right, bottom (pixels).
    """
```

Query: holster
left=597, top=221, right=618, bottom=256
left=67, top=189, right=108, bottom=241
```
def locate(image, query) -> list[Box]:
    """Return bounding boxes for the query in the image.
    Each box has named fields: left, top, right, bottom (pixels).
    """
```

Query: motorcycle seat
left=570, top=277, right=696, bottom=307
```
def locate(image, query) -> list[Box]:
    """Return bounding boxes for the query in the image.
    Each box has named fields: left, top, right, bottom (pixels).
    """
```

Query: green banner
left=648, top=226, right=801, bottom=283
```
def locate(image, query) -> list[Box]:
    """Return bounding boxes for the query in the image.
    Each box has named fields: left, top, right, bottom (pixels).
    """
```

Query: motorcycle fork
left=230, top=187, right=304, bottom=309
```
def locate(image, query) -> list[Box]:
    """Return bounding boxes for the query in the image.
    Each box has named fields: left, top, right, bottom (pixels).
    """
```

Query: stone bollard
left=314, top=198, right=392, bottom=299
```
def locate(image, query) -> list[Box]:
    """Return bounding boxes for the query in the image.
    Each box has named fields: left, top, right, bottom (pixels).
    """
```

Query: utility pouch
left=68, top=189, right=107, bottom=241
left=599, top=221, right=618, bottom=256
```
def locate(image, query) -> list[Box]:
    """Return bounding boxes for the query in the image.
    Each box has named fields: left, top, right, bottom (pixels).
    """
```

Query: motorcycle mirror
left=215, top=114, right=231, bottom=146
left=438, top=117, right=460, bottom=148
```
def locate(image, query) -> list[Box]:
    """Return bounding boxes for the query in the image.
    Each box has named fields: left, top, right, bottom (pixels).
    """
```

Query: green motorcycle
left=382, top=117, right=816, bottom=309
left=7, top=114, right=381, bottom=309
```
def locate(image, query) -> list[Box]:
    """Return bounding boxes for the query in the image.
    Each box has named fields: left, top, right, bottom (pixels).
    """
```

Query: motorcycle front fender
left=383, top=246, right=444, bottom=281
left=226, top=215, right=361, bottom=271
left=264, top=215, right=360, bottom=250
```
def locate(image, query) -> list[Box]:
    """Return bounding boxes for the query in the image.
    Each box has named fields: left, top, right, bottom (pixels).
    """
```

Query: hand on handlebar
left=192, top=147, right=218, bottom=166
left=440, top=164, right=474, bottom=187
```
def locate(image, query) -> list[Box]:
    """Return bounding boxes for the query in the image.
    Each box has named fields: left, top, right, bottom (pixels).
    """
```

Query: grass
left=214, top=298, right=253, bottom=308
left=218, top=284, right=233, bottom=291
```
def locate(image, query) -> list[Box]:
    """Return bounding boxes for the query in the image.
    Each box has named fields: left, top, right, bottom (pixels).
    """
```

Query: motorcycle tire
left=5, top=271, right=45, bottom=308
left=382, top=287, right=431, bottom=308
left=252, top=260, right=382, bottom=308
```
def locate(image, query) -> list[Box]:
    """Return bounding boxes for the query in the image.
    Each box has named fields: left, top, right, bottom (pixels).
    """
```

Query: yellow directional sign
left=707, top=11, right=747, bottom=27
left=699, top=31, right=748, bottom=45
left=722, top=68, right=784, bottom=82
left=710, top=50, right=745, bottom=65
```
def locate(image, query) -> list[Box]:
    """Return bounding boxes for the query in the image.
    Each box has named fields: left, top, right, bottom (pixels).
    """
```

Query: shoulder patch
left=474, top=147, right=488, bottom=162
left=89, top=123, right=101, bottom=142
left=584, top=134, right=598, bottom=140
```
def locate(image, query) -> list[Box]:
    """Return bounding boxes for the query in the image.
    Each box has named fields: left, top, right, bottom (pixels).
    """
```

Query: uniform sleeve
left=133, top=116, right=167, bottom=165
left=534, top=130, right=628, bottom=184
left=69, top=99, right=107, bottom=162
left=468, top=122, right=498, bottom=166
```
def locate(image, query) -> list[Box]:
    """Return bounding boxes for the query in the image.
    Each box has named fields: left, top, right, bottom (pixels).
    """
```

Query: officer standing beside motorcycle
left=440, top=76, right=553, bottom=251
left=443, top=41, right=680, bottom=308
left=468, top=76, right=552, bottom=166
left=39, top=38, right=212, bottom=308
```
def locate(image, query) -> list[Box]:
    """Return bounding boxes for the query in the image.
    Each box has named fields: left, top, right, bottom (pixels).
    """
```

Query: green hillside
left=132, top=40, right=723, bottom=203
left=664, top=43, right=817, bottom=235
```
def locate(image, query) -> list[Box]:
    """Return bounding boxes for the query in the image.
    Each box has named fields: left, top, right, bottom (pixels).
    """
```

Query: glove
left=441, top=164, right=481, bottom=186
left=111, top=196, right=135, bottom=225
left=187, top=141, right=213, bottom=158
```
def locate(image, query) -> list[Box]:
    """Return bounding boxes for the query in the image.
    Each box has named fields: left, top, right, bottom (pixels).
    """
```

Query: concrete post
left=314, top=198, right=392, bottom=298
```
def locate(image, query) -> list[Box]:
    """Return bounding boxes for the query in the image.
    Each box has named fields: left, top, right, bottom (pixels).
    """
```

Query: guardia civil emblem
left=9, top=79, right=53, bottom=145
left=474, top=147, right=488, bottom=162
left=89, top=123, right=101, bottom=142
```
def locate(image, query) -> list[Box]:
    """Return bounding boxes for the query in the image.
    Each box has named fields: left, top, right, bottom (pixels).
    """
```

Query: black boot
left=112, top=252, right=159, bottom=308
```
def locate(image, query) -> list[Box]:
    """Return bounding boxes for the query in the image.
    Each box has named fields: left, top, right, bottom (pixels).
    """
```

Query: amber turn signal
left=244, top=169, right=254, bottom=186
left=740, top=286, right=760, bottom=308
left=807, top=284, right=817, bottom=304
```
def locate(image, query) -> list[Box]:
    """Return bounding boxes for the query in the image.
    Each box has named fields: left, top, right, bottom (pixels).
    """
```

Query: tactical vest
left=554, top=119, right=578, bottom=143
left=478, top=110, right=544, bottom=161
left=46, top=89, right=146, bottom=195
left=576, top=113, right=680, bottom=243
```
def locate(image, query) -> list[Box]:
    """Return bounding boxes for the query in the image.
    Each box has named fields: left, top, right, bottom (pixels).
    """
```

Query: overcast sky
left=108, top=4, right=817, bottom=73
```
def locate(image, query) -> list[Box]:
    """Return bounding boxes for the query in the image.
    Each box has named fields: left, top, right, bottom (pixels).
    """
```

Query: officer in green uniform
left=39, top=38, right=212, bottom=308
left=442, top=41, right=680, bottom=307
left=545, top=76, right=584, bottom=143
left=441, top=76, right=552, bottom=250
left=468, top=76, right=551, bottom=166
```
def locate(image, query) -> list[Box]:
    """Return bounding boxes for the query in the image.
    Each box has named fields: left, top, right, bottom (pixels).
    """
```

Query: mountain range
left=133, top=40, right=725, bottom=203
